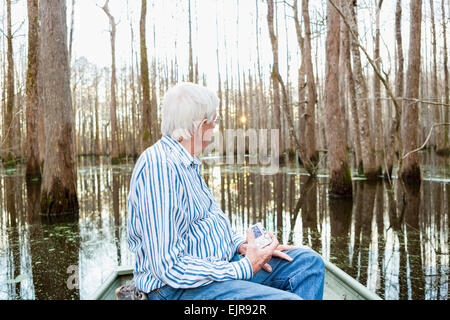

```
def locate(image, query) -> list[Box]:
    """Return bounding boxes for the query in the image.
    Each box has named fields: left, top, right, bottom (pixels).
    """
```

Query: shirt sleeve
left=136, top=159, right=253, bottom=289
left=231, top=230, right=247, bottom=254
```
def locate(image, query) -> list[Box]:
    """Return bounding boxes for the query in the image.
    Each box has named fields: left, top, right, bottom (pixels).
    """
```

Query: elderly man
left=126, top=82, right=325, bottom=300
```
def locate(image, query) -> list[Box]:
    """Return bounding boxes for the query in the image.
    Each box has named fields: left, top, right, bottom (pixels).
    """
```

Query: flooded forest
left=0, top=0, right=449, bottom=300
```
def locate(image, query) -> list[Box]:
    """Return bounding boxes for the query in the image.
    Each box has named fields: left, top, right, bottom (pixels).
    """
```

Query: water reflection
left=0, top=154, right=448, bottom=300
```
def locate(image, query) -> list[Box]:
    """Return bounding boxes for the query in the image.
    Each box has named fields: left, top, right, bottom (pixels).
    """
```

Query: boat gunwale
left=90, top=262, right=382, bottom=300
left=323, top=260, right=382, bottom=300
left=90, top=269, right=124, bottom=300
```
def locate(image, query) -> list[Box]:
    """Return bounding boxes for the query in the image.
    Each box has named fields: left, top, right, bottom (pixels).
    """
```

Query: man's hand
left=244, top=229, right=279, bottom=275
left=238, top=235, right=311, bottom=273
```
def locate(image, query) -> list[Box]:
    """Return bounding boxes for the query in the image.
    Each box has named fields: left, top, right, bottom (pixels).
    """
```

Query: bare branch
left=12, top=18, right=26, bottom=37
left=402, top=123, right=450, bottom=160
left=0, top=108, right=25, bottom=149
left=283, top=0, right=295, bottom=10
left=401, top=97, right=450, bottom=107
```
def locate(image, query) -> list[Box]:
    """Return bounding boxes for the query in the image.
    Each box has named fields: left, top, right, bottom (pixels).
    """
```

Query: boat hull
left=91, top=261, right=382, bottom=300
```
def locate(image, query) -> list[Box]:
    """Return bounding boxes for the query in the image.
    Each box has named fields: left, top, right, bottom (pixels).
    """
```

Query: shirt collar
left=161, top=135, right=202, bottom=168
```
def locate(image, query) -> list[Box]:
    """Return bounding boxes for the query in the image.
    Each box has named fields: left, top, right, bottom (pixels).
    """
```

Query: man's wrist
left=235, top=239, right=246, bottom=253
left=237, top=243, right=248, bottom=255
left=231, top=256, right=253, bottom=280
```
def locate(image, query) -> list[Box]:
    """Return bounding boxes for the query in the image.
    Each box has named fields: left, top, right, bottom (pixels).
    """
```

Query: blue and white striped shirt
left=127, top=135, right=253, bottom=293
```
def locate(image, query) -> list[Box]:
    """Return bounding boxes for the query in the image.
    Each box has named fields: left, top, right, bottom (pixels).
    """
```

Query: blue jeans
left=146, top=248, right=325, bottom=300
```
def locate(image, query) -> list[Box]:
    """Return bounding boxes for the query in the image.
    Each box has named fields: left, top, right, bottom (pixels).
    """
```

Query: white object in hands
left=250, top=223, right=273, bottom=249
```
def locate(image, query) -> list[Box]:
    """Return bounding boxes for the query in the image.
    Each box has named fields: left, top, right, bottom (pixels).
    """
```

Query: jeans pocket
left=155, top=285, right=178, bottom=300
left=147, top=291, right=161, bottom=300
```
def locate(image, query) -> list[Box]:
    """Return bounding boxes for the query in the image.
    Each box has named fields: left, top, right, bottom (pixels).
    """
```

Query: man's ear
left=198, top=118, right=208, bottom=133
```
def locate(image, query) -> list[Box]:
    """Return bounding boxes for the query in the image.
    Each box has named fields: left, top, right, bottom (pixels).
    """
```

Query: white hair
left=161, top=82, right=219, bottom=141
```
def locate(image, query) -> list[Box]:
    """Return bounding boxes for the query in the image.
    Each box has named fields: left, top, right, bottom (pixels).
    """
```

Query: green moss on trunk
left=111, top=157, right=121, bottom=165
left=142, top=130, right=150, bottom=145
left=4, top=158, right=16, bottom=168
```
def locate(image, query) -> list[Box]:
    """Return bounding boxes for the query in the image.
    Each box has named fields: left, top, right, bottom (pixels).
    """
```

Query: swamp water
left=0, top=153, right=448, bottom=300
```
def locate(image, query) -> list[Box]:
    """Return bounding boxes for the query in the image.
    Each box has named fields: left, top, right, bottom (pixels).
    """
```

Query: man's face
left=190, top=114, right=217, bottom=155
left=202, top=119, right=216, bottom=142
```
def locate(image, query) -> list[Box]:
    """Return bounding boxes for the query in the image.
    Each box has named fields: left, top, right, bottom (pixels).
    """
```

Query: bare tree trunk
left=94, top=73, right=100, bottom=156
left=15, top=91, right=24, bottom=160
left=26, top=0, right=41, bottom=179
left=283, top=2, right=292, bottom=153
left=188, top=0, right=194, bottom=83
left=120, top=69, right=127, bottom=157
left=151, top=58, right=158, bottom=142
left=430, top=0, right=439, bottom=149
left=236, top=0, right=243, bottom=141
left=72, top=67, right=78, bottom=155
left=294, top=0, right=307, bottom=160
left=101, top=0, right=120, bottom=163
left=267, top=0, right=284, bottom=159
left=128, top=3, right=137, bottom=157
left=325, top=0, right=352, bottom=196
left=341, top=13, right=363, bottom=175
left=400, top=0, right=422, bottom=184
left=81, top=114, right=87, bottom=155
left=386, top=0, right=404, bottom=179
left=348, top=0, right=378, bottom=180
left=38, top=63, right=45, bottom=168
left=39, top=0, right=79, bottom=215
left=68, top=0, right=75, bottom=64
left=1, top=30, right=5, bottom=161
left=88, top=85, right=94, bottom=155
left=3, top=0, right=15, bottom=166
left=224, top=42, right=230, bottom=141
left=437, top=0, right=450, bottom=153
left=301, top=0, right=318, bottom=164
left=373, top=0, right=384, bottom=175
left=140, top=0, right=152, bottom=152
left=255, top=0, right=266, bottom=137
left=130, top=66, right=137, bottom=156
left=215, top=2, right=224, bottom=141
